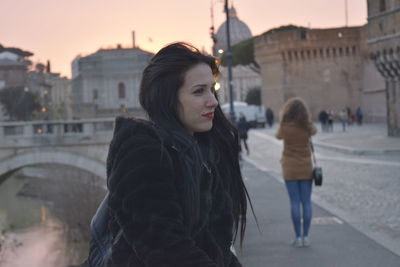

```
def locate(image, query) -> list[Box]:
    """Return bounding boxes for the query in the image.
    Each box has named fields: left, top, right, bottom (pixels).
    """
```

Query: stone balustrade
left=0, top=118, right=115, bottom=147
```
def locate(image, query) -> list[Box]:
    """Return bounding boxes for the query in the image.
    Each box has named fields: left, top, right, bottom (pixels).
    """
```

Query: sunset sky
left=1, top=0, right=367, bottom=78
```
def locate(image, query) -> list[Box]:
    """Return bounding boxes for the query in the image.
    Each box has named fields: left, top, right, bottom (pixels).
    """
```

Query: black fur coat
left=106, top=117, right=242, bottom=267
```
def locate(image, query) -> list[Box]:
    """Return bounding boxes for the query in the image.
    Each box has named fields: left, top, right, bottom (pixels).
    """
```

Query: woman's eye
left=193, top=88, right=204, bottom=94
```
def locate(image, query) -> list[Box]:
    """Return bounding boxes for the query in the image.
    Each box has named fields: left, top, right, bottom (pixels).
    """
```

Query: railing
left=0, top=118, right=115, bottom=147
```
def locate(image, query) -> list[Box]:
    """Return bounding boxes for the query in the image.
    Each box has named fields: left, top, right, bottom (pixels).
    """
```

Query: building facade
left=0, top=51, right=30, bottom=120
left=0, top=51, right=28, bottom=89
left=71, top=46, right=153, bottom=118
left=254, top=26, right=385, bottom=121
left=367, top=0, right=400, bottom=136
left=45, top=73, right=72, bottom=120
left=218, top=65, right=261, bottom=103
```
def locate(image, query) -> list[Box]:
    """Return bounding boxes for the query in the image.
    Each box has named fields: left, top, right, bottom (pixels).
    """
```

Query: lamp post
left=224, top=0, right=235, bottom=123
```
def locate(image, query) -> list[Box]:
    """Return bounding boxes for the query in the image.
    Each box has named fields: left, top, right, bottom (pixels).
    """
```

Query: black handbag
left=309, top=139, right=323, bottom=186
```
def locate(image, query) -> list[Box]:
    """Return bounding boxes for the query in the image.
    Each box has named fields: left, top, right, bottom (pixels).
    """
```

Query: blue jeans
left=285, top=180, right=313, bottom=238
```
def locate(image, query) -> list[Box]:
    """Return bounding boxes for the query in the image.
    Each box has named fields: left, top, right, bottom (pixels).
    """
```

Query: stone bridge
left=0, top=118, right=116, bottom=183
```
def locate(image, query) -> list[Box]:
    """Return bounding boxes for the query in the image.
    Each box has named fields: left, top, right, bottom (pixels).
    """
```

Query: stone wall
left=255, top=26, right=385, bottom=123
left=367, top=0, right=400, bottom=136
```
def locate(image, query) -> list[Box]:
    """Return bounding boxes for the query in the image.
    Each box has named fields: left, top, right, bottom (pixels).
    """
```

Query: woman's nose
left=206, top=93, right=218, bottom=107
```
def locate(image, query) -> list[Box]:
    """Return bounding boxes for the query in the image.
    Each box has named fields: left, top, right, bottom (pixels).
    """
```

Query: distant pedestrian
left=276, top=97, right=317, bottom=248
left=356, top=107, right=363, bottom=125
left=237, top=112, right=250, bottom=155
left=327, top=109, right=334, bottom=132
left=346, top=106, right=353, bottom=125
left=339, top=108, right=348, bottom=132
left=266, top=107, right=274, bottom=128
left=318, top=109, right=328, bottom=132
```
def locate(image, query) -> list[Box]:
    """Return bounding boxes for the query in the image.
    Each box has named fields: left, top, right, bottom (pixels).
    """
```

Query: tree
left=245, top=87, right=261, bottom=106
left=0, top=86, right=41, bottom=120
left=220, top=38, right=260, bottom=73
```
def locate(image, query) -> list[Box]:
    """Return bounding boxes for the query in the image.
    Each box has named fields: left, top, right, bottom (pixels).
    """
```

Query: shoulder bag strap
left=309, top=137, right=318, bottom=166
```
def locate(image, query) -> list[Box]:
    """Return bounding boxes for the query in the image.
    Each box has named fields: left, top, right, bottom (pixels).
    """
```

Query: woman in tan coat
left=276, top=97, right=317, bottom=248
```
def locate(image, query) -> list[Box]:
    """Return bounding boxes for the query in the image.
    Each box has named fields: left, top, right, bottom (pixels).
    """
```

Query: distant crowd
left=318, top=106, right=363, bottom=132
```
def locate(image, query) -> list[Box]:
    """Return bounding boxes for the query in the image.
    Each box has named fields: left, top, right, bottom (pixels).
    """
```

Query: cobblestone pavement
left=244, top=125, right=400, bottom=256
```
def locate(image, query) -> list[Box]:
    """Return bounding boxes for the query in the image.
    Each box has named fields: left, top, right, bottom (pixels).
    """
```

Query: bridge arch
left=0, top=151, right=106, bottom=181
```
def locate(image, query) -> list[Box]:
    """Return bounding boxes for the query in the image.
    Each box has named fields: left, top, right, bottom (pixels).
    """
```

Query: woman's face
left=177, top=63, right=218, bottom=134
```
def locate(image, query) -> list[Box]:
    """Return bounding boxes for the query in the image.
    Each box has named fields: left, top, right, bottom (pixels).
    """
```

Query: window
left=319, top=49, right=324, bottom=58
left=352, top=46, right=357, bottom=55
left=93, top=89, right=98, bottom=100
left=313, top=50, right=317, bottom=58
left=333, top=48, right=337, bottom=57
left=379, top=0, right=386, bottom=12
left=326, top=48, right=330, bottom=58
left=345, top=47, right=350, bottom=56
left=118, top=82, right=126, bottom=99
left=339, top=47, right=343, bottom=56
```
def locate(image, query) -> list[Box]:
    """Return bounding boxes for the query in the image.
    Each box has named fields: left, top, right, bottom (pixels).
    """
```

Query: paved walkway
left=264, top=123, right=400, bottom=155
left=235, top=123, right=400, bottom=266
left=236, top=161, right=400, bottom=267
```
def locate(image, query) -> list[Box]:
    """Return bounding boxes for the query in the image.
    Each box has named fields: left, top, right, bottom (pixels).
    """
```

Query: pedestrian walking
left=276, top=97, right=317, bottom=248
left=266, top=107, right=274, bottom=128
left=356, top=107, right=363, bottom=125
left=327, top=109, right=334, bottom=132
left=237, top=112, right=250, bottom=155
left=318, top=109, right=328, bottom=132
left=94, top=42, right=249, bottom=267
left=339, top=108, right=348, bottom=132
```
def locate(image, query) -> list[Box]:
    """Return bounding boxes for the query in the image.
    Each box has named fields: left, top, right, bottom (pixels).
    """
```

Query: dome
left=214, top=7, right=252, bottom=53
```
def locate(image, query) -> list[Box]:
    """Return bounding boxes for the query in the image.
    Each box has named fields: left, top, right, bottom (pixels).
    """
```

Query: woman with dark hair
left=276, top=97, right=317, bottom=248
left=106, top=42, right=248, bottom=266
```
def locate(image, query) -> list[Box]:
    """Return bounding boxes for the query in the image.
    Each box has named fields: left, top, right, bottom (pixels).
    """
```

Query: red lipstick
left=202, top=112, right=214, bottom=119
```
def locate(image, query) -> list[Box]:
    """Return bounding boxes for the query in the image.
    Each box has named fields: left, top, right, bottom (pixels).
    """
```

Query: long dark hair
left=139, top=42, right=248, bottom=245
left=279, top=97, right=312, bottom=131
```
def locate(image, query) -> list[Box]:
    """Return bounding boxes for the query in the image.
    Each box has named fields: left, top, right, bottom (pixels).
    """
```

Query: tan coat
left=276, top=122, right=317, bottom=180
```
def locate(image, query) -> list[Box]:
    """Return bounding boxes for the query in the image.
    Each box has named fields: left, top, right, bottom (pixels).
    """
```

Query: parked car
left=221, top=101, right=266, bottom=128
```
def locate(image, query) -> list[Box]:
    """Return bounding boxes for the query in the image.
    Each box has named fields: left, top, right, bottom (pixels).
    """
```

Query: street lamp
left=224, top=0, right=235, bottom=123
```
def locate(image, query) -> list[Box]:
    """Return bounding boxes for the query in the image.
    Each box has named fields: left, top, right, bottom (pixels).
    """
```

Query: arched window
left=379, top=0, right=386, bottom=12
left=118, top=82, right=126, bottom=99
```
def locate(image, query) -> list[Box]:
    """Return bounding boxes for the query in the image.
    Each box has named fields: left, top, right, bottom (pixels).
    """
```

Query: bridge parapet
left=0, top=118, right=115, bottom=148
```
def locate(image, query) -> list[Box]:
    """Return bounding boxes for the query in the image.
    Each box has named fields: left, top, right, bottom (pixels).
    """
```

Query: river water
left=0, top=169, right=44, bottom=233
left=0, top=165, right=106, bottom=266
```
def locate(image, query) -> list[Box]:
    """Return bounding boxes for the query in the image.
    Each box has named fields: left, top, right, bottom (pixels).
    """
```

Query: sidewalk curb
left=313, top=141, right=400, bottom=156
left=254, top=129, right=400, bottom=156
